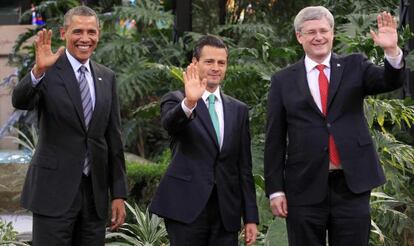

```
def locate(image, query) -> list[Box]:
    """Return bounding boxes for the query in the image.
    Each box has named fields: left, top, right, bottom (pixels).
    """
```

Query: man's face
left=296, top=17, right=334, bottom=63
left=60, top=15, right=99, bottom=64
left=193, top=45, right=227, bottom=91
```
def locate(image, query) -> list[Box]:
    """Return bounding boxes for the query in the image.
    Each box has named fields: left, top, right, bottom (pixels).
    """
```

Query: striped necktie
left=78, top=65, right=93, bottom=128
left=78, top=65, right=93, bottom=175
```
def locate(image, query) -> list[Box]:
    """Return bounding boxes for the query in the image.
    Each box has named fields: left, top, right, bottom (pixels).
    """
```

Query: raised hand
left=33, top=29, right=65, bottom=78
left=183, top=62, right=207, bottom=109
left=370, top=11, right=399, bottom=57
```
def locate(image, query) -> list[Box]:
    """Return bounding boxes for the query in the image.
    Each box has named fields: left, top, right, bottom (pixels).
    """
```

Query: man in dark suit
left=12, top=6, right=127, bottom=246
left=150, top=35, right=259, bottom=246
left=264, top=6, right=404, bottom=246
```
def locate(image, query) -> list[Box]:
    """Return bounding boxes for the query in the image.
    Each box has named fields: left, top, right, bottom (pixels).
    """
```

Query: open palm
left=33, top=29, right=64, bottom=77
left=370, top=12, right=398, bottom=53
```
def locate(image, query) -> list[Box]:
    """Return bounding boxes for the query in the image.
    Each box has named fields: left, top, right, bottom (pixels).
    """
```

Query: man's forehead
left=199, top=47, right=227, bottom=59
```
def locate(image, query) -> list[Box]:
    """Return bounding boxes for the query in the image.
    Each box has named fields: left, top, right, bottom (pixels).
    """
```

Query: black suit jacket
left=150, top=90, right=259, bottom=232
left=12, top=53, right=128, bottom=219
left=264, top=53, right=404, bottom=206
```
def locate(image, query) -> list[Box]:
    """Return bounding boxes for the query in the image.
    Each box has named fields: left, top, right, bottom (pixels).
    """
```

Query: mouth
left=209, top=74, right=221, bottom=79
left=76, top=45, right=92, bottom=51
left=313, top=42, right=326, bottom=47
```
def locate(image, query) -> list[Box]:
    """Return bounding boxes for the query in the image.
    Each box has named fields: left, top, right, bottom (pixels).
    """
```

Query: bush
left=126, top=161, right=168, bottom=207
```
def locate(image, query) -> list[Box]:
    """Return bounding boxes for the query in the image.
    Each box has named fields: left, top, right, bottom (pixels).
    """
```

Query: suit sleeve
left=239, top=105, right=259, bottom=224
left=105, top=72, right=128, bottom=199
left=361, top=55, right=404, bottom=95
left=264, top=75, right=287, bottom=196
left=160, top=91, right=193, bottom=135
left=12, top=73, right=42, bottom=110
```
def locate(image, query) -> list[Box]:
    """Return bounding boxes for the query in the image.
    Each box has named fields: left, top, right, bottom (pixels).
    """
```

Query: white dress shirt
left=181, top=87, right=224, bottom=149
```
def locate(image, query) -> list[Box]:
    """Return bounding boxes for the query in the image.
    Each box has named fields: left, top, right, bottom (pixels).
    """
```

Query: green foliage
left=252, top=175, right=288, bottom=246
left=0, top=219, right=17, bottom=242
left=105, top=202, right=168, bottom=246
left=19, top=0, right=78, bottom=24
left=126, top=161, right=168, bottom=207
left=7, top=0, right=414, bottom=244
left=0, top=218, right=29, bottom=245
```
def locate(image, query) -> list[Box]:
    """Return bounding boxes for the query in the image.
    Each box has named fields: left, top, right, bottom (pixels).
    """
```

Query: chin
left=207, top=81, right=220, bottom=89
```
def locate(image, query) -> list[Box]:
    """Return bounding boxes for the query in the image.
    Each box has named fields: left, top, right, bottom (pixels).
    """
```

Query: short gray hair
left=63, top=6, right=99, bottom=29
left=293, top=6, right=334, bottom=32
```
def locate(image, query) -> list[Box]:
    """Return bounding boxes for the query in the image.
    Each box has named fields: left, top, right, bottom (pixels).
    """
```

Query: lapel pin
left=337, top=64, right=341, bottom=67
left=98, top=77, right=102, bottom=81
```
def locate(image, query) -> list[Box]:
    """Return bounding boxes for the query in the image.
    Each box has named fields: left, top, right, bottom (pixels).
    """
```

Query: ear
left=192, top=57, right=198, bottom=64
left=59, top=27, right=66, bottom=40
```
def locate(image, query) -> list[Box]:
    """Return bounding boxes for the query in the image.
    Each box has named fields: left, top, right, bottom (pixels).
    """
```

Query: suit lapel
left=221, top=93, right=234, bottom=153
left=88, top=61, right=103, bottom=130
left=195, top=97, right=220, bottom=150
left=294, top=59, right=325, bottom=118
left=56, top=54, right=86, bottom=131
left=328, top=54, right=344, bottom=110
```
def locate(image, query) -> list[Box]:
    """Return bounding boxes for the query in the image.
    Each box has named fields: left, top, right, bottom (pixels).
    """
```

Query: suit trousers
left=286, top=170, right=371, bottom=246
left=32, top=175, right=106, bottom=246
left=164, top=186, right=238, bottom=246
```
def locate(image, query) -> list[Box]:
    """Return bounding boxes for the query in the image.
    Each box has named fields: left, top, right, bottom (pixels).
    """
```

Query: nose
left=79, top=31, right=89, bottom=41
left=211, top=62, right=219, bottom=71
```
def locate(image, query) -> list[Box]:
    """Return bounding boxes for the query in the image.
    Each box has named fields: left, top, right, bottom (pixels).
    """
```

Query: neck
left=308, top=53, right=331, bottom=64
left=206, top=84, right=219, bottom=93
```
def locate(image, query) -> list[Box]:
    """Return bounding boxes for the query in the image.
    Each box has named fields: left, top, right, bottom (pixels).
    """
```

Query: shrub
left=126, top=161, right=168, bottom=207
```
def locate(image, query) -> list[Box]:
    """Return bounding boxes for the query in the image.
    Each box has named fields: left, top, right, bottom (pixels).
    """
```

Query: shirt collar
left=202, top=87, right=222, bottom=103
left=66, top=49, right=91, bottom=73
left=304, top=53, right=331, bottom=73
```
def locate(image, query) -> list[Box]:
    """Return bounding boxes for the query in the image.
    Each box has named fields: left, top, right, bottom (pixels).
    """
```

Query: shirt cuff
left=181, top=98, right=196, bottom=118
left=269, top=191, right=285, bottom=200
left=30, top=69, right=45, bottom=87
left=385, top=47, right=403, bottom=69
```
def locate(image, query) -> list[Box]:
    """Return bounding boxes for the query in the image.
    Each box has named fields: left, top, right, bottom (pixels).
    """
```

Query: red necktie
left=316, top=64, right=340, bottom=166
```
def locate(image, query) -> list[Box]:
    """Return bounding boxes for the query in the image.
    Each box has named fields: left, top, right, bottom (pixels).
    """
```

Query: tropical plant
left=5, top=126, right=38, bottom=155
left=105, top=202, right=168, bottom=246
left=0, top=219, right=29, bottom=246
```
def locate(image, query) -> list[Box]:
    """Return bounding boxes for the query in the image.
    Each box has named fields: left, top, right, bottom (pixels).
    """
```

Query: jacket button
left=327, top=123, right=331, bottom=128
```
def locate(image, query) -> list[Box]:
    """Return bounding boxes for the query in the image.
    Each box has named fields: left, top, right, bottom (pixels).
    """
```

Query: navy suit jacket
left=150, top=90, right=259, bottom=232
left=264, top=53, right=404, bottom=206
left=12, top=53, right=128, bottom=219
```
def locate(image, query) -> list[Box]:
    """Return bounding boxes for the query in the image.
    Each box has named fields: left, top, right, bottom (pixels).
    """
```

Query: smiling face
left=193, top=45, right=228, bottom=92
left=60, top=15, right=99, bottom=64
left=296, top=17, right=334, bottom=63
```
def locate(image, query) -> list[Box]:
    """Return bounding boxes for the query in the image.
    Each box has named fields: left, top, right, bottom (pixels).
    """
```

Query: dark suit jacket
left=264, top=53, right=404, bottom=206
left=150, top=90, right=259, bottom=232
left=12, top=53, right=128, bottom=219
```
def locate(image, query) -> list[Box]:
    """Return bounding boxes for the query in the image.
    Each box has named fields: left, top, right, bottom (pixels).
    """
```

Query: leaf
left=264, top=218, right=288, bottom=246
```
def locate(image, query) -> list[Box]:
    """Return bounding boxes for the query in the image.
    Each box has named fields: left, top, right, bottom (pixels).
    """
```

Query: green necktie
left=208, top=94, right=220, bottom=144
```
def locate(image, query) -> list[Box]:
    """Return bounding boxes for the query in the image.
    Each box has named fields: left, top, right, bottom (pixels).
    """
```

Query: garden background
left=1, top=0, right=413, bottom=245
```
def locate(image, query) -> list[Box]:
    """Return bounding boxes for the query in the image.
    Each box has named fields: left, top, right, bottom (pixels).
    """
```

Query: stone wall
left=0, top=25, right=33, bottom=149
left=0, top=163, right=28, bottom=212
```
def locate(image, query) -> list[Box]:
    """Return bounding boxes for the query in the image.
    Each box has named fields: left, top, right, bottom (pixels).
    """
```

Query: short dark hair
left=63, top=6, right=99, bottom=29
left=193, top=35, right=228, bottom=60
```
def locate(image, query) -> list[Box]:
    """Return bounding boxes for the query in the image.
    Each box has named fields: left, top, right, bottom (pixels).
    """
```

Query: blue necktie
left=78, top=65, right=93, bottom=175
left=208, top=94, right=220, bottom=144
